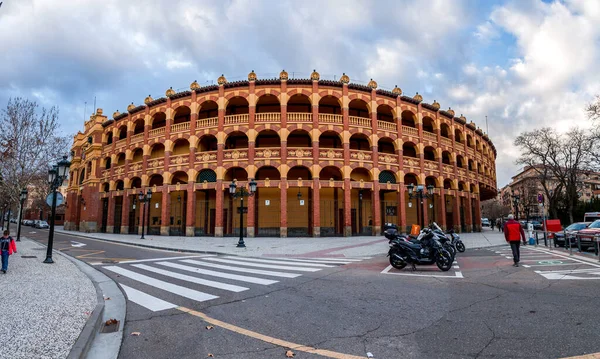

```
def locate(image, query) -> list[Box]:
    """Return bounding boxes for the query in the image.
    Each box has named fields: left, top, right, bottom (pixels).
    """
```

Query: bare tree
left=586, top=95, right=600, bottom=122
left=481, top=199, right=511, bottom=221
left=514, top=127, right=593, bottom=223
left=0, top=98, right=70, bottom=209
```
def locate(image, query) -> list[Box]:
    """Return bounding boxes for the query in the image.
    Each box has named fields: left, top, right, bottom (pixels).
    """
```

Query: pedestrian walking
left=503, top=214, right=526, bottom=267
left=0, top=230, right=16, bottom=273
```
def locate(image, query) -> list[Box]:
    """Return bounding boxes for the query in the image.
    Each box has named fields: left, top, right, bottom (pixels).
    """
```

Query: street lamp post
left=44, top=156, right=71, bottom=264
left=407, top=183, right=435, bottom=229
left=229, top=179, right=257, bottom=248
left=139, top=189, right=152, bottom=239
left=16, top=188, right=28, bottom=242
left=511, top=192, right=520, bottom=220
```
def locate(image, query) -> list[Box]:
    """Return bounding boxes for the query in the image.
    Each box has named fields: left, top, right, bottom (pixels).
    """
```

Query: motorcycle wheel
left=389, top=253, right=407, bottom=270
left=444, top=243, right=457, bottom=257
left=436, top=250, right=453, bottom=271
left=456, top=241, right=466, bottom=253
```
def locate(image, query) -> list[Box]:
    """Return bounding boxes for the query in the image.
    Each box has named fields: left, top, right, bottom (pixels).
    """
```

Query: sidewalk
left=0, top=238, right=97, bottom=359
left=55, top=226, right=508, bottom=258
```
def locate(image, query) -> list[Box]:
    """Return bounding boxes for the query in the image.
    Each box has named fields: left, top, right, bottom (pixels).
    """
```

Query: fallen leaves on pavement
left=205, top=326, right=214, bottom=330
left=207, top=354, right=214, bottom=357
left=285, top=350, right=295, bottom=357
left=105, top=319, right=118, bottom=326
left=130, top=332, right=141, bottom=336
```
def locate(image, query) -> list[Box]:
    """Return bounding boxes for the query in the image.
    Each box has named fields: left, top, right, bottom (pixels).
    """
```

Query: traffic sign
left=45, top=192, right=64, bottom=207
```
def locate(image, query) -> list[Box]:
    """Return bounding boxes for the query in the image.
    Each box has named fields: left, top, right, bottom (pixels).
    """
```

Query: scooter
left=385, top=229, right=454, bottom=271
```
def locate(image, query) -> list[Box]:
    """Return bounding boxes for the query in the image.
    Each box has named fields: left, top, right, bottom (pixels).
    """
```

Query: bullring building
left=65, top=70, right=497, bottom=237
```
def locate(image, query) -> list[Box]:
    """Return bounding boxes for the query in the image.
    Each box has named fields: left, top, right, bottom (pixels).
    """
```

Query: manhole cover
left=21, top=256, right=37, bottom=258
left=100, top=320, right=120, bottom=333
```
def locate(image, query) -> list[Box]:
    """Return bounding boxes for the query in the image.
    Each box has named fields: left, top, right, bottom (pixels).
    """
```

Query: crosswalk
left=103, top=255, right=370, bottom=312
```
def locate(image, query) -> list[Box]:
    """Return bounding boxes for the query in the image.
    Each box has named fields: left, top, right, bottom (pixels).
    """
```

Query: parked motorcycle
left=385, top=229, right=454, bottom=271
left=429, top=223, right=457, bottom=257
left=447, top=228, right=465, bottom=252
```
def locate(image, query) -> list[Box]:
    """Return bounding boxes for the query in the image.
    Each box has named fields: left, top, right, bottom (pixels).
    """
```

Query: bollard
left=566, top=230, right=573, bottom=256
left=597, top=236, right=600, bottom=263
left=549, top=232, right=553, bottom=250
left=544, top=232, right=548, bottom=247
left=535, top=231, right=539, bottom=246
left=577, top=235, right=582, bottom=253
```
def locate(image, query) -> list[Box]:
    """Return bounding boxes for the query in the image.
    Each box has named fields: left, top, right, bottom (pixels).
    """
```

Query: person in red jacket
left=503, top=214, right=526, bottom=267
left=0, top=230, right=15, bottom=273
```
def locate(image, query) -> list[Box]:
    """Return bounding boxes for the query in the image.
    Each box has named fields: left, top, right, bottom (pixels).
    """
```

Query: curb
left=25, top=236, right=126, bottom=359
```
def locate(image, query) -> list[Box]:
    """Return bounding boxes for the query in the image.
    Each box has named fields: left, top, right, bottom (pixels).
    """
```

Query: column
left=398, top=186, right=406, bottom=232
left=186, top=184, right=195, bottom=237
left=343, top=178, right=352, bottom=237
left=452, top=193, right=460, bottom=232
left=312, top=178, right=320, bottom=237
left=438, top=189, right=447, bottom=230
left=372, top=183, right=381, bottom=235
left=280, top=179, right=288, bottom=237
left=247, top=194, right=255, bottom=238
left=120, top=194, right=130, bottom=234
left=465, top=193, right=473, bottom=232
left=215, top=180, right=224, bottom=237
left=106, top=194, right=115, bottom=233
left=474, top=195, right=482, bottom=232
left=160, top=185, right=170, bottom=236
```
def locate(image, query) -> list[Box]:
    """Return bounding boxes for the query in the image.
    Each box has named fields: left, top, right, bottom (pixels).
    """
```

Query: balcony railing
left=197, top=117, right=218, bottom=128
left=255, top=147, right=281, bottom=159
left=402, top=126, right=418, bottom=137
left=255, top=113, right=280, bottom=123
left=149, top=127, right=165, bottom=138
left=377, top=120, right=396, bottom=131
left=224, top=114, right=249, bottom=125
left=349, top=149, right=373, bottom=162
left=171, top=122, right=190, bottom=133
left=441, top=137, right=453, bottom=147
left=423, top=131, right=437, bottom=142
left=131, top=133, right=144, bottom=143
left=287, top=147, right=313, bottom=159
left=222, top=149, right=248, bottom=161
left=287, top=112, right=312, bottom=123
left=319, top=114, right=343, bottom=124
left=319, top=148, right=344, bottom=160
left=349, top=116, right=370, bottom=127
left=115, top=138, right=127, bottom=148
left=196, top=150, right=218, bottom=163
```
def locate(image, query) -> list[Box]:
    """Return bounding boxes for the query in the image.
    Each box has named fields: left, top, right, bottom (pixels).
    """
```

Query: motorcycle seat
left=402, top=241, right=422, bottom=250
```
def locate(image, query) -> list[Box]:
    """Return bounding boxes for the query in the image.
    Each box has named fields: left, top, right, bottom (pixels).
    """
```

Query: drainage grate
left=21, top=256, right=37, bottom=258
left=100, top=320, right=120, bottom=333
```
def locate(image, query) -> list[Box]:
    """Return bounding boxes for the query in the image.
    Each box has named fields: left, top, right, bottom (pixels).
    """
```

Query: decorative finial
left=367, top=78, right=378, bottom=89
left=190, top=80, right=200, bottom=90
left=413, top=92, right=423, bottom=102
left=279, top=69, right=289, bottom=80
left=144, top=94, right=154, bottom=104
left=127, top=102, right=135, bottom=112
left=165, top=87, right=175, bottom=97
left=392, top=85, right=402, bottom=95
left=432, top=100, right=440, bottom=111
left=310, top=69, right=320, bottom=81
left=248, top=70, right=257, bottom=82
left=340, top=73, right=350, bottom=84
left=217, top=74, right=227, bottom=85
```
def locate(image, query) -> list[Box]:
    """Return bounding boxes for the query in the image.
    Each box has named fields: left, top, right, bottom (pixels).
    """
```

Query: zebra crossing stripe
left=104, top=266, right=219, bottom=302
left=269, top=258, right=355, bottom=265
left=131, top=264, right=249, bottom=293
left=300, top=257, right=368, bottom=262
left=180, top=260, right=302, bottom=278
left=202, top=258, right=322, bottom=272
left=222, top=256, right=334, bottom=268
left=119, top=284, right=177, bottom=312
left=157, top=262, right=278, bottom=285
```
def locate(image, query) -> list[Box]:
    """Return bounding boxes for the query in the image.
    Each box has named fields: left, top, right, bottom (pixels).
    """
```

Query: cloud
left=1, top=0, right=600, bottom=190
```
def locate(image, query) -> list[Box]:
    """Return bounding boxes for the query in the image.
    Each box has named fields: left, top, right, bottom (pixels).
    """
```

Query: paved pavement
left=0, top=237, right=96, bottom=359
left=54, top=226, right=508, bottom=258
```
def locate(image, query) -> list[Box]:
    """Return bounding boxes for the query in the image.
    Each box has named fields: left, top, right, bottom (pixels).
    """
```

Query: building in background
left=64, top=70, right=498, bottom=237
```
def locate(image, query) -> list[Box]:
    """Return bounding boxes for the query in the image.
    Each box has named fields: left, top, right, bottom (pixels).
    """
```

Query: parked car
left=481, top=218, right=491, bottom=227
left=575, top=220, right=600, bottom=252
left=554, top=222, right=591, bottom=247
left=529, top=220, right=543, bottom=230
left=9, top=218, right=16, bottom=223
left=35, top=221, right=50, bottom=229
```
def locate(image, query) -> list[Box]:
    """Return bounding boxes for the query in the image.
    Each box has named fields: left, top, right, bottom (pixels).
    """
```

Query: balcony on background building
left=318, top=114, right=343, bottom=124
left=349, top=116, right=370, bottom=127
left=402, top=126, right=418, bottom=137
left=287, top=113, right=312, bottom=123
left=196, top=117, right=218, bottom=129
left=224, top=114, right=249, bottom=125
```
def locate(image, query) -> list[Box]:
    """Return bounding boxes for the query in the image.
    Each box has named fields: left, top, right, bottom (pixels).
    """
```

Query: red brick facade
left=65, top=70, right=497, bottom=237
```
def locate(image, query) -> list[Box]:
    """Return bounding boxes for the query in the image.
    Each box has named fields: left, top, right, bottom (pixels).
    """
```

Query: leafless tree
left=586, top=95, right=600, bottom=122
left=0, top=98, right=70, bottom=209
left=514, top=127, right=593, bottom=223
left=481, top=199, right=511, bottom=221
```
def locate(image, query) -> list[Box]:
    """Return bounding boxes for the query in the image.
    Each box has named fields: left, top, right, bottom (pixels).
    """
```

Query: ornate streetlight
left=44, top=156, right=71, bottom=264
left=16, top=188, right=28, bottom=242
left=139, top=189, right=152, bottom=239
left=229, top=178, right=257, bottom=248
left=407, top=183, right=435, bottom=229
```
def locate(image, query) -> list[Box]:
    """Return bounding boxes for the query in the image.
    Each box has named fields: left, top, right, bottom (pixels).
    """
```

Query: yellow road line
left=177, top=306, right=366, bottom=359
left=561, top=354, right=600, bottom=359
left=76, top=250, right=105, bottom=259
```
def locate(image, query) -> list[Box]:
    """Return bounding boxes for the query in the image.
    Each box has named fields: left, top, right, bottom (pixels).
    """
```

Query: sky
left=1, top=0, right=600, bottom=188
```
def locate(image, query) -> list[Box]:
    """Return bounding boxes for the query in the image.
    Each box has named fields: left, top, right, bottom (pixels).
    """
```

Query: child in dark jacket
left=0, top=230, right=16, bottom=273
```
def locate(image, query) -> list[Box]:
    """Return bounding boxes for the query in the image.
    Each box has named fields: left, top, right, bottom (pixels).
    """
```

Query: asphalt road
left=22, top=226, right=600, bottom=359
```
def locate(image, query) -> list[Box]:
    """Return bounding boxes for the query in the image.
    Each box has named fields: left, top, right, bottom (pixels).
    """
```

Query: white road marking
left=118, top=255, right=215, bottom=264
left=71, top=241, right=87, bottom=247
left=298, top=257, right=368, bottom=262
left=264, top=258, right=354, bottom=265
left=119, top=284, right=177, bottom=312
left=181, top=259, right=302, bottom=278
left=157, top=262, right=278, bottom=285
left=132, top=264, right=249, bottom=292
left=381, top=265, right=464, bottom=278
left=202, top=258, right=322, bottom=272
left=522, top=265, right=531, bottom=268
left=103, top=266, right=218, bottom=302
left=223, top=256, right=334, bottom=268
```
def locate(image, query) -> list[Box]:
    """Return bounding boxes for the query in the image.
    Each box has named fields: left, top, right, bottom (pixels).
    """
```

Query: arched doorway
left=195, top=169, right=217, bottom=236
left=287, top=166, right=313, bottom=237
left=350, top=168, right=372, bottom=235
left=254, top=166, right=281, bottom=237
left=319, top=166, right=344, bottom=236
